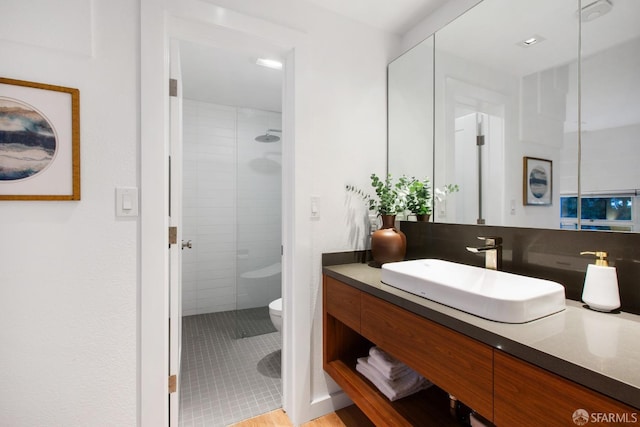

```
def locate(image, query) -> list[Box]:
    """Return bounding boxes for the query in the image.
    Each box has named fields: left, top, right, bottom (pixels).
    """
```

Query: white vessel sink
left=381, top=259, right=566, bottom=323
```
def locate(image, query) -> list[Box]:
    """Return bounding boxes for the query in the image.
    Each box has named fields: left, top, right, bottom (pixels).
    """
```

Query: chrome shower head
left=255, top=133, right=280, bottom=143
left=255, top=129, right=282, bottom=143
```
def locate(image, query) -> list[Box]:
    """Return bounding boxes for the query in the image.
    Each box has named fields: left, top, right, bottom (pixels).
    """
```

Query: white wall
left=182, top=99, right=282, bottom=316
left=274, top=9, right=396, bottom=415
left=0, top=1, right=138, bottom=426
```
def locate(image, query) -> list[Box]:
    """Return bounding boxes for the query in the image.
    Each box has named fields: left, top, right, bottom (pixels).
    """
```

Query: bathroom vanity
left=323, top=262, right=640, bottom=426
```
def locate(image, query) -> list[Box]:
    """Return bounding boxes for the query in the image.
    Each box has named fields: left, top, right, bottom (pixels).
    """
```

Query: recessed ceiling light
left=256, top=58, right=283, bottom=70
left=517, top=34, right=546, bottom=48
left=580, top=0, right=613, bottom=23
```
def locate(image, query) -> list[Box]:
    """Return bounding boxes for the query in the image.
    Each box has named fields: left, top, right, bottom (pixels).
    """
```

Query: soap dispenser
left=580, top=251, right=620, bottom=312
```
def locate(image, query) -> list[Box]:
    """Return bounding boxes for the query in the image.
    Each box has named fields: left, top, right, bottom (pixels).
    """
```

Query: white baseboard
left=303, top=391, right=354, bottom=424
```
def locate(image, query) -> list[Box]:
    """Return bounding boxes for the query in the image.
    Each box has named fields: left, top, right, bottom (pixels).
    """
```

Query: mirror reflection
left=388, top=0, right=640, bottom=232
left=577, top=0, right=640, bottom=231
left=388, top=36, right=434, bottom=184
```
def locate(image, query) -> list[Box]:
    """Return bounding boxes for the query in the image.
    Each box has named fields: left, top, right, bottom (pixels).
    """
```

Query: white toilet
left=269, top=298, right=282, bottom=332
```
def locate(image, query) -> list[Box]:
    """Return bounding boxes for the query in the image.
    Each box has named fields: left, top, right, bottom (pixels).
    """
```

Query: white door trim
left=140, top=1, right=170, bottom=426
left=168, top=39, right=184, bottom=427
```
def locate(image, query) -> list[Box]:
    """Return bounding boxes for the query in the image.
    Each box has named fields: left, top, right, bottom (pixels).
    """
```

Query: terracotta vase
left=371, top=215, right=406, bottom=266
left=415, top=214, right=431, bottom=222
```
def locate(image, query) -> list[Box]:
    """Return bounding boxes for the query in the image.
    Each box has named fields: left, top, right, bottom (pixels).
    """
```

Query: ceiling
left=435, top=0, right=640, bottom=77
left=180, top=40, right=283, bottom=112
left=180, top=0, right=447, bottom=110
left=303, top=0, right=449, bottom=35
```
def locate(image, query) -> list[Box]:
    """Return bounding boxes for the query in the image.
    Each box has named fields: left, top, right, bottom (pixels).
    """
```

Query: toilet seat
left=269, top=297, right=282, bottom=316
left=269, top=298, right=282, bottom=332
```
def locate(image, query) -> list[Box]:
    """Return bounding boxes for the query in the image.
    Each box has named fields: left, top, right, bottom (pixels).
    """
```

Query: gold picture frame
left=0, top=77, right=80, bottom=200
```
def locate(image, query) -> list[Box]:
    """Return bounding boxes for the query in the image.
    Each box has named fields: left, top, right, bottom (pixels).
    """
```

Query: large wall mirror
left=388, top=0, right=640, bottom=232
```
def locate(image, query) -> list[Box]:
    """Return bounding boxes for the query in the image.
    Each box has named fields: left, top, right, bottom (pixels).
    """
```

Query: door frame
left=140, top=1, right=303, bottom=426
left=168, top=38, right=183, bottom=427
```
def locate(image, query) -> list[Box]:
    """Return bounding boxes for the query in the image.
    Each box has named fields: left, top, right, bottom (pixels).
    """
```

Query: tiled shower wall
left=182, top=99, right=282, bottom=316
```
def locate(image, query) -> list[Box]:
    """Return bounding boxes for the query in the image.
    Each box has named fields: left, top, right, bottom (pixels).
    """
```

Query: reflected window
left=560, top=197, right=578, bottom=219
left=561, top=196, right=632, bottom=220
left=560, top=195, right=634, bottom=231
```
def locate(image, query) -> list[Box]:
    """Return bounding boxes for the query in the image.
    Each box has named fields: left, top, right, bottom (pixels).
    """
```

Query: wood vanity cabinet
left=323, top=275, right=493, bottom=425
left=324, top=276, right=361, bottom=332
left=324, top=273, right=639, bottom=426
left=494, top=351, right=638, bottom=427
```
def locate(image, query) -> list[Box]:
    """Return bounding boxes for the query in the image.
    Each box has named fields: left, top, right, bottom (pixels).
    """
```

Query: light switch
left=123, top=194, right=133, bottom=210
left=439, top=200, right=446, bottom=216
left=116, top=187, right=138, bottom=217
left=310, top=195, right=320, bottom=220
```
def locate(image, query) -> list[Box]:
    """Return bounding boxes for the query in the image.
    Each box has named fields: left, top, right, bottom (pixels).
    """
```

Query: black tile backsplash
left=400, top=222, right=640, bottom=315
left=322, top=250, right=372, bottom=266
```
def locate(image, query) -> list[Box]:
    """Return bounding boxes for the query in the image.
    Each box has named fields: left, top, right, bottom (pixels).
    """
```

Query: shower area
left=178, top=40, right=283, bottom=427
left=181, top=103, right=282, bottom=336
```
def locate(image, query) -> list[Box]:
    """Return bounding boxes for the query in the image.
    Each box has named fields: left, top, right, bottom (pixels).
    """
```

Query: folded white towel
left=356, top=357, right=431, bottom=402
left=368, top=347, right=412, bottom=380
left=368, top=353, right=412, bottom=380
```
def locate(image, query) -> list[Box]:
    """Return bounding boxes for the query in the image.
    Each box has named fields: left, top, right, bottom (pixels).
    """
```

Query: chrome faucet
left=466, top=236, right=503, bottom=270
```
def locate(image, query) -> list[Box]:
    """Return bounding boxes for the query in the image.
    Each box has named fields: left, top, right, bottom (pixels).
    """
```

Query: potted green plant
left=405, top=177, right=459, bottom=221
left=346, top=173, right=407, bottom=265
left=405, top=177, right=432, bottom=221
left=346, top=173, right=406, bottom=215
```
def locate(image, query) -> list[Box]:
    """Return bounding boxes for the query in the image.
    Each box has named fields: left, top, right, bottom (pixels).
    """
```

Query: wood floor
left=228, top=405, right=375, bottom=427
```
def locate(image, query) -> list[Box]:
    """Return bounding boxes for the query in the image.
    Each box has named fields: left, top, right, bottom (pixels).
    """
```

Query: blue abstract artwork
left=0, top=98, right=57, bottom=181
left=529, top=166, right=548, bottom=199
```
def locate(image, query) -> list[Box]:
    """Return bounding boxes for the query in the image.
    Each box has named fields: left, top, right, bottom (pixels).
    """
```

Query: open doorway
left=177, top=40, right=284, bottom=427
left=435, top=77, right=506, bottom=226
left=140, top=3, right=301, bottom=426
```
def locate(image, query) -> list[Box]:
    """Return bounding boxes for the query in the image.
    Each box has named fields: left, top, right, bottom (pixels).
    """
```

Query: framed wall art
left=523, top=156, right=552, bottom=206
left=0, top=77, right=80, bottom=200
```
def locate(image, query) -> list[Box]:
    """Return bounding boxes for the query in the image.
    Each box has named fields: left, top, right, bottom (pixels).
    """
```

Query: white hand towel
left=368, top=353, right=412, bottom=380
left=368, top=346, right=412, bottom=380
left=356, top=357, right=431, bottom=402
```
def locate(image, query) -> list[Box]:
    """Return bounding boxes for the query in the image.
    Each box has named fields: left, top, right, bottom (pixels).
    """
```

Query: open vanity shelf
left=325, top=358, right=457, bottom=426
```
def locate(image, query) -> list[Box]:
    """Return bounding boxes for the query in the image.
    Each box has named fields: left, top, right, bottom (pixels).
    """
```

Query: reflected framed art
left=523, top=157, right=552, bottom=206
